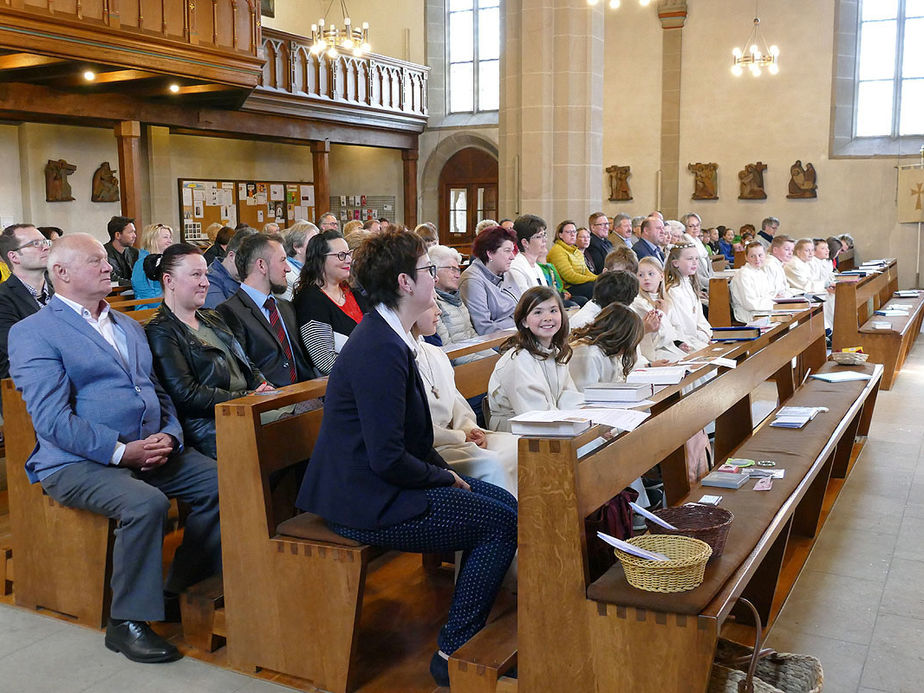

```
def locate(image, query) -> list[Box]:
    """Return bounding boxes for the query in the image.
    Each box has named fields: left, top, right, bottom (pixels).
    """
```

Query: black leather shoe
left=429, top=650, right=450, bottom=687
left=105, top=620, right=182, bottom=663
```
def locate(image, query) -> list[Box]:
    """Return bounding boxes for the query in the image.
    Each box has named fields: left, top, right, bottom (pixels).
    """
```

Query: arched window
left=447, top=0, right=500, bottom=113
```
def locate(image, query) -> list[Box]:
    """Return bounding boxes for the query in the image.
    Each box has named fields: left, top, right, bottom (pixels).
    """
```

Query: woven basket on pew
left=644, top=505, right=734, bottom=560
left=614, top=535, right=711, bottom=593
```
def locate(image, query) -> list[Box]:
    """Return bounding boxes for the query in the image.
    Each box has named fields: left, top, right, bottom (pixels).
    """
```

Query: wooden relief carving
left=738, top=162, right=767, bottom=200
left=91, top=162, right=120, bottom=202
left=787, top=160, right=817, bottom=199
left=44, top=159, right=77, bottom=202
left=606, top=165, right=633, bottom=201
left=688, top=162, right=718, bottom=200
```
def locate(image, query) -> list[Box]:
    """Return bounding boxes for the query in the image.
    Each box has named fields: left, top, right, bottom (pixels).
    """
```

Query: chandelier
left=731, top=4, right=779, bottom=77
left=309, top=1, right=370, bottom=58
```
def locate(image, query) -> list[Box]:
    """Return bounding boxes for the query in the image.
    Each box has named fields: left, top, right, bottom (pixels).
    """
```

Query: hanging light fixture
left=731, top=2, right=779, bottom=77
left=309, top=0, right=371, bottom=58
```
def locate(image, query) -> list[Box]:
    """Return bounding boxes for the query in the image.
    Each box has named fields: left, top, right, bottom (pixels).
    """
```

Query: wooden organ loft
left=0, top=0, right=429, bottom=228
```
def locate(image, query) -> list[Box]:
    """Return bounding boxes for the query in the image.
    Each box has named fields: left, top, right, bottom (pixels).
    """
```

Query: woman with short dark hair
left=144, top=243, right=271, bottom=458
left=296, top=231, right=517, bottom=687
left=458, top=225, right=522, bottom=334
left=292, top=230, right=368, bottom=376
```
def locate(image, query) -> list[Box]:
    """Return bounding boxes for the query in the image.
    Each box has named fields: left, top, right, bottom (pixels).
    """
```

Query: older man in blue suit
left=8, top=233, right=220, bottom=664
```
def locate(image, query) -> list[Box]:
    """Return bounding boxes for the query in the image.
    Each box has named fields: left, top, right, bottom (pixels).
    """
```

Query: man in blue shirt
left=9, top=234, right=220, bottom=664
left=217, top=233, right=314, bottom=386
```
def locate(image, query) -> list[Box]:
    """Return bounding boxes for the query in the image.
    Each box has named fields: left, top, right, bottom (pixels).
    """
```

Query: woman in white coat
left=412, top=300, right=519, bottom=494
left=487, top=287, right=584, bottom=432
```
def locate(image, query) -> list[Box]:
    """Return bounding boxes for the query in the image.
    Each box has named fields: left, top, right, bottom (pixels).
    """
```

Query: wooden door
left=438, top=148, right=499, bottom=253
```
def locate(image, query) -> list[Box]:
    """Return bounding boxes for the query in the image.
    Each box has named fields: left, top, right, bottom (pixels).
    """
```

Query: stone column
left=658, top=0, right=687, bottom=219
left=499, top=0, right=604, bottom=227
left=402, top=147, right=419, bottom=228
left=310, top=140, right=330, bottom=220
left=115, top=120, right=143, bottom=237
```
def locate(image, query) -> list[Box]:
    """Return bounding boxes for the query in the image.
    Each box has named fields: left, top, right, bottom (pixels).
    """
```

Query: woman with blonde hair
left=663, top=243, right=712, bottom=352
left=131, top=223, right=174, bottom=306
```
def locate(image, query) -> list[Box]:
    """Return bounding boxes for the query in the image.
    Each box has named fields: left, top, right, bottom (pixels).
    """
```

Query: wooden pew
left=708, top=276, right=734, bottom=327
left=838, top=247, right=855, bottom=271
left=0, top=380, right=114, bottom=627
left=511, top=359, right=882, bottom=692
left=448, top=304, right=828, bottom=693
left=831, top=260, right=920, bottom=389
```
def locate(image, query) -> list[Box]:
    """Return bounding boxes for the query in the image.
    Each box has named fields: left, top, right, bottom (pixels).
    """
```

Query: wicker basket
left=645, top=505, right=734, bottom=559
left=713, top=639, right=824, bottom=693
left=614, top=534, right=712, bottom=593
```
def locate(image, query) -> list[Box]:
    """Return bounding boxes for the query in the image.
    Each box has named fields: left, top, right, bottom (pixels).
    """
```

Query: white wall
left=13, top=123, right=121, bottom=242
left=601, top=0, right=920, bottom=286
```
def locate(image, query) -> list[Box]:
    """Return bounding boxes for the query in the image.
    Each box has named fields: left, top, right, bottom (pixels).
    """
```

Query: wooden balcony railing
left=0, top=0, right=264, bottom=87
left=244, top=27, right=428, bottom=133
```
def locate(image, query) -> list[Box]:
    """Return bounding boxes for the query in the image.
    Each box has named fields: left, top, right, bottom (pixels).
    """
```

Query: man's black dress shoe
left=105, top=619, right=182, bottom=663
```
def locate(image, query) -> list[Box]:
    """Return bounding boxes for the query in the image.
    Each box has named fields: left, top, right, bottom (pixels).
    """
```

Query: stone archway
left=419, top=132, right=498, bottom=233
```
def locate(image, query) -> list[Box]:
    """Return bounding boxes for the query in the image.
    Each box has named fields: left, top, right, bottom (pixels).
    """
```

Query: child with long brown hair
left=568, top=303, right=646, bottom=391
left=663, top=243, right=712, bottom=352
left=486, top=286, right=584, bottom=432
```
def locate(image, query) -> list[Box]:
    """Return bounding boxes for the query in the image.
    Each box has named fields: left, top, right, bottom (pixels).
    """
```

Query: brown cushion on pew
left=587, top=365, right=874, bottom=614
left=275, top=512, right=365, bottom=547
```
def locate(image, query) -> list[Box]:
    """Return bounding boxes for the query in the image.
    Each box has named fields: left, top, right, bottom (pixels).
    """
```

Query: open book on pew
left=509, top=408, right=650, bottom=436
left=626, top=365, right=692, bottom=385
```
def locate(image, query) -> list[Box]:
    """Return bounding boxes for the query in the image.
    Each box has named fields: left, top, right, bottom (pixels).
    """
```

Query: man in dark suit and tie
left=0, top=224, right=54, bottom=383
left=217, top=233, right=315, bottom=386
left=8, top=234, right=221, bottom=664
left=632, top=216, right=667, bottom=264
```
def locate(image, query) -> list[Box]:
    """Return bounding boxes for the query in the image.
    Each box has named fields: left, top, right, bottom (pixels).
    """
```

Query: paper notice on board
left=193, top=201, right=204, bottom=218
left=207, top=188, right=221, bottom=206
left=294, top=206, right=309, bottom=220
left=192, top=189, right=205, bottom=202
left=257, top=210, right=264, bottom=222
left=238, top=183, right=247, bottom=197
left=300, top=185, right=315, bottom=207
left=270, top=184, right=284, bottom=202
left=221, top=181, right=234, bottom=190
left=182, top=188, right=193, bottom=206
left=255, top=193, right=267, bottom=205
left=221, top=205, right=233, bottom=220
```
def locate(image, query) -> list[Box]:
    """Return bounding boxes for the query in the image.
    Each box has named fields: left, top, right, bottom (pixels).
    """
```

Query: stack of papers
left=810, top=371, right=872, bottom=383
left=627, top=365, right=691, bottom=385
left=769, top=405, right=828, bottom=429
left=875, top=304, right=912, bottom=317
left=894, top=290, right=919, bottom=298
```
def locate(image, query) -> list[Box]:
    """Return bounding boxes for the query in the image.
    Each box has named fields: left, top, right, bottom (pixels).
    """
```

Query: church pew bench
left=831, top=261, right=915, bottom=389
left=733, top=249, right=745, bottom=268
left=838, top=247, right=855, bottom=271
left=0, top=379, right=114, bottom=627
left=513, top=360, right=881, bottom=692
left=448, top=303, right=828, bottom=693
left=852, top=291, right=924, bottom=390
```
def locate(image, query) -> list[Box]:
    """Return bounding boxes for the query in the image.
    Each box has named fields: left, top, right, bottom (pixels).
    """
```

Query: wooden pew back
left=0, top=380, right=114, bottom=627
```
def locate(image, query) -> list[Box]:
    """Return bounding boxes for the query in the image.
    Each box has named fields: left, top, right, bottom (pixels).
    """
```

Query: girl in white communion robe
left=413, top=299, right=519, bottom=495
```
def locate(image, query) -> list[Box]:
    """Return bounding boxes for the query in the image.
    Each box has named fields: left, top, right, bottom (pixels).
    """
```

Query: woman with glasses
left=458, top=225, right=522, bottom=334
left=131, top=223, right=174, bottom=308
left=428, top=244, right=482, bottom=350
left=296, top=230, right=517, bottom=687
left=292, top=230, right=369, bottom=375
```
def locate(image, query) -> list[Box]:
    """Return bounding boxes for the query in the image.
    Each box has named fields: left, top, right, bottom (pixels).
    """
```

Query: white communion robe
left=730, top=263, right=775, bottom=323
left=665, top=280, right=712, bottom=351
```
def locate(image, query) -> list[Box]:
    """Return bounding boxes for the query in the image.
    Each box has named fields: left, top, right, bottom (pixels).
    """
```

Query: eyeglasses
left=416, top=264, right=437, bottom=278
left=325, top=250, right=354, bottom=262
left=592, top=221, right=610, bottom=227
left=438, top=265, right=462, bottom=275
left=16, top=239, right=52, bottom=251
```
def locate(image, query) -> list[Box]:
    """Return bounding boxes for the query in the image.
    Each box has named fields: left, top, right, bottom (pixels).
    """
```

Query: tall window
left=856, top=0, right=924, bottom=137
left=447, top=0, right=500, bottom=113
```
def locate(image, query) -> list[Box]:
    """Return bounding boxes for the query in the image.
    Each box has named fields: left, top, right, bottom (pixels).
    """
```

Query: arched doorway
left=438, top=147, right=498, bottom=252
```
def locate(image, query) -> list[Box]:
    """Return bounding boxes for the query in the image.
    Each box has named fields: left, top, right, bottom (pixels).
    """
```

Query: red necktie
left=263, top=297, right=297, bottom=384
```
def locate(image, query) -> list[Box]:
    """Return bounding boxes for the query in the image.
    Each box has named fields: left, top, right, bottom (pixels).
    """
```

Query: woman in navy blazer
left=296, top=231, right=517, bottom=687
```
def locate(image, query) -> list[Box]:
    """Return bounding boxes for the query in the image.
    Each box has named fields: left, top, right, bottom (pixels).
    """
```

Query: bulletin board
left=177, top=178, right=315, bottom=242
left=328, top=195, right=396, bottom=225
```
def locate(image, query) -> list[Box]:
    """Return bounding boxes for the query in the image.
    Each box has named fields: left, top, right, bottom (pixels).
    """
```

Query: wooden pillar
left=114, top=120, right=143, bottom=239
left=402, top=147, right=418, bottom=229
left=310, top=140, right=331, bottom=221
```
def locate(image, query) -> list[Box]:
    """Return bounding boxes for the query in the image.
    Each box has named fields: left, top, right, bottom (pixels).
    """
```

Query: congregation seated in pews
left=0, top=206, right=916, bottom=693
